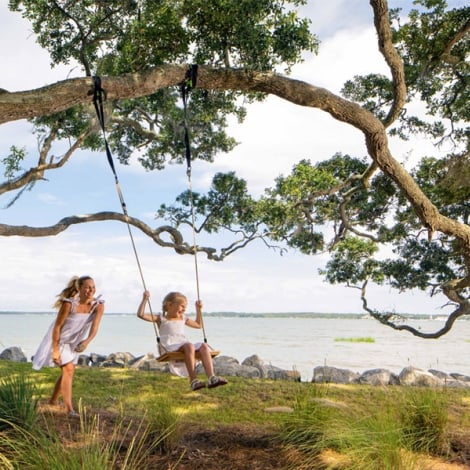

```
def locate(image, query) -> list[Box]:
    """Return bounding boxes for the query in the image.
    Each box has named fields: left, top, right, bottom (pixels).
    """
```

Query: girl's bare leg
left=49, top=374, right=62, bottom=405
left=180, top=343, right=197, bottom=383
left=198, top=343, right=215, bottom=378
left=60, top=362, right=76, bottom=412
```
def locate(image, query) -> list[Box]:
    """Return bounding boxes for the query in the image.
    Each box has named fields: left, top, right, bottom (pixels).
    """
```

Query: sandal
left=191, top=379, right=206, bottom=391
left=68, top=410, right=79, bottom=418
left=208, top=376, right=228, bottom=389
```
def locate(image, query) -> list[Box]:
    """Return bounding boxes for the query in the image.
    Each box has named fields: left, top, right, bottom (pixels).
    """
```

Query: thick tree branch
left=370, top=0, right=407, bottom=127
left=2, top=65, right=470, bottom=256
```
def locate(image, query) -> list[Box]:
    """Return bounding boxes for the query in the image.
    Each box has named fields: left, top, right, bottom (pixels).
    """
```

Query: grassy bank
left=1, top=360, right=470, bottom=469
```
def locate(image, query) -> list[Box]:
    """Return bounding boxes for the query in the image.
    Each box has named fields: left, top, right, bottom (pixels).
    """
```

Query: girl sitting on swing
left=137, top=290, right=227, bottom=391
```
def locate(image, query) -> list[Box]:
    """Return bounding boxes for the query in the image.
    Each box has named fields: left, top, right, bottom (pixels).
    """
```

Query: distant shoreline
left=0, top=311, right=462, bottom=321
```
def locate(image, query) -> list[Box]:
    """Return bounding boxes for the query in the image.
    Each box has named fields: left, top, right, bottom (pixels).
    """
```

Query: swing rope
left=181, top=64, right=209, bottom=344
left=92, top=76, right=161, bottom=347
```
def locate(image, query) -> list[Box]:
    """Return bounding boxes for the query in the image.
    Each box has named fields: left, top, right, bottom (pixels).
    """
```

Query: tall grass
left=144, top=398, right=183, bottom=453
left=0, top=405, right=174, bottom=470
left=399, top=388, right=449, bottom=454
left=279, top=386, right=449, bottom=469
left=0, top=373, right=39, bottom=431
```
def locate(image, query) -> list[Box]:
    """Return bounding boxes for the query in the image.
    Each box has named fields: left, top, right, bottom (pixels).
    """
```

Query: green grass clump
left=278, top=386, right=452, bottom=470
left=0, top=373, right=39, bottom=431
left=399, top=388, right=449, bottom=454
left=334, top=337, right=375, bottom=343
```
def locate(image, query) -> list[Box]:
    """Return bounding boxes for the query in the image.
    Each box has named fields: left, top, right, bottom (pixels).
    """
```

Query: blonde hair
left=53, top=275, right=93, bottom=309
left=162, top=291, right=187, bottom=316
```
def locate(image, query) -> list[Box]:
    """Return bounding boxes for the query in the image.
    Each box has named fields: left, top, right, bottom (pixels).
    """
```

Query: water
left=1, top=312, right=470, bottom=382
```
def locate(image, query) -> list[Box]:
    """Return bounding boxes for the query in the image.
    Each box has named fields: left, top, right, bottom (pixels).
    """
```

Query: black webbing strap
left=181, top=64, right=198, bottom=177
left=92, top=75, right=161, bottom=345
left=92, top=77, right=123, bottom=208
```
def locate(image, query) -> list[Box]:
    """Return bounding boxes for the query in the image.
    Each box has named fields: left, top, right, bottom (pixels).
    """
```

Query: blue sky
left=0, top=1, right=463, bottom=314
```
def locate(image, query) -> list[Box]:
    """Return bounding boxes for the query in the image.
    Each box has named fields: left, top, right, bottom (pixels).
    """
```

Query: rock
left=312, top=366, right=360, bottom=384
left=241, top=355, right=301, bottom=381
left=428, top=369, right=452, bottom=380
left=77, top=354, right=91, bottom=366
left=450, top=372, right=470, bottom=382
left=100, top=351, right=136, bottom=368
left=207, top=355, right=261, bottom=378
left=130, top=353, right=169, bottom=372
left=5, top=344, right=470, bottom=387
left=359, top=368, right=399, bottom=386
left=398, top=366, right=443, bottom=387
left=89, top=353, right=107, bottom=365
left=0, top=346, right=27, bottom=362
left=242, top=354, right=269, bottom=378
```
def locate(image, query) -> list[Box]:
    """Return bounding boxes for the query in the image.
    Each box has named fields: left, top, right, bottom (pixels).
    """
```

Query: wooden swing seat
left=157, top=349, right=220, bottom=362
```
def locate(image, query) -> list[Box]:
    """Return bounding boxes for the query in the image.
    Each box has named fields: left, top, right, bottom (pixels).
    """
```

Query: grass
left=0, top=360, right=470, bottom=469
left=0, top=373, right=39, bottom=431
left=334, top=337, right=375, bottom=343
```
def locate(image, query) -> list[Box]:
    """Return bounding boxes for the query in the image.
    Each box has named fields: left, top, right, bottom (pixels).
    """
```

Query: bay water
left=1, top=312, right=470, bottom=382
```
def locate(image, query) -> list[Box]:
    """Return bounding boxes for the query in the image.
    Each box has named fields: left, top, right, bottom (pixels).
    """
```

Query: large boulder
left=241, top=354, right=301, bottom=381
left=398, top=366, right=443, bottom=387
left=358, top=368, right=399, bottom=386
left=312, top=366, right=360, bottom=384
left=208, top=355, right=261, bottom=378
left=0, top=346, right=27, bottom=362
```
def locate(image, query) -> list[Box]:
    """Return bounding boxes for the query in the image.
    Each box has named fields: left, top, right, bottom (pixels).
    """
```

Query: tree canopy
left=1, top=0, right=469, bottom=337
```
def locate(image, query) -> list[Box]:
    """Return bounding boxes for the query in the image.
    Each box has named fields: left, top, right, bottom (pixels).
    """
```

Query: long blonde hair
left=53, top=275, right=93, bottom=309
left=162, top=291, right=187, bottom=317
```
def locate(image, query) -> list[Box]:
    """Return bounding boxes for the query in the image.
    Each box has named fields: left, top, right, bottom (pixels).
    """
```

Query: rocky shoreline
left=2, top=346, right=470, bottom=387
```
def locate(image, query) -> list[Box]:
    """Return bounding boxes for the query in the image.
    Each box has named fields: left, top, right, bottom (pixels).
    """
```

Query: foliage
left=0, top=373, right=39, bottom=431
left=8, top=0, right=318, bottom=170
left=2, top=146, right=25, bottom=181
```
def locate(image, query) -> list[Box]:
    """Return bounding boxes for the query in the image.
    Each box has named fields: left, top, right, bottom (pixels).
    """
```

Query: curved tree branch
left=370, top=0, right=407, bottom=127
left=0, top=211, right=273, bottom=261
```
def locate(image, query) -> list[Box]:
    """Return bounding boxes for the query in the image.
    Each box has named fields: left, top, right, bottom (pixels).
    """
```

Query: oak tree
left=1, top=0, right=469, bottom=336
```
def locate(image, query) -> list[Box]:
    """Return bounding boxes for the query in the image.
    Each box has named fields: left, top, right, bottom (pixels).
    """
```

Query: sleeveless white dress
left=160, top=315, right=203, bottom=377
left=32, top=297, right=104, bottom=370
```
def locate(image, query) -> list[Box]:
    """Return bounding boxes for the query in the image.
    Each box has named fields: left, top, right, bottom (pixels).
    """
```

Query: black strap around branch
left=181, top=64, right=198, bottom=176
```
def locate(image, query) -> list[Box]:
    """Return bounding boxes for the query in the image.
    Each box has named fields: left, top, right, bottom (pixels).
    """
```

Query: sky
left=0, top=1, right=465, bottom=314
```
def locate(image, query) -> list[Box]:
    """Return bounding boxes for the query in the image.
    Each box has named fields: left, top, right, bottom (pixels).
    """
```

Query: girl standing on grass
left=32, top=275, right=105, bottom=416
left=137, top=290, right=227, bottom=391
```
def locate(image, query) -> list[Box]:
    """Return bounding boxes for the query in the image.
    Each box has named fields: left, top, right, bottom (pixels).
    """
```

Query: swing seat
left=157, top=349, right=220, bottom=362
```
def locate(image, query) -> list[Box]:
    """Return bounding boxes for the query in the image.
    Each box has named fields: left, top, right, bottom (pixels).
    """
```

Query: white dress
left=32, top=297, right=104, bottom=370
left=159, top=315, right=203, bottom=377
